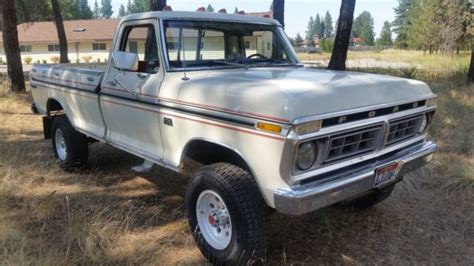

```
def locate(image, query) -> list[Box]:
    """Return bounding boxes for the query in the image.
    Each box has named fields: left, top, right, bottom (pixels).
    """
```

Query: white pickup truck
left=30, top=11, right=438, bottom=264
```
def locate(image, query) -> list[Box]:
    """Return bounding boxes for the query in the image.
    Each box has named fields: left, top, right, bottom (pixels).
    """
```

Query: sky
left=89, top=0, right=399, bottom=38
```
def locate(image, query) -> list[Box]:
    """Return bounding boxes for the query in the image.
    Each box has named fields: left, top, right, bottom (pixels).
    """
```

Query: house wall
left=0, top=41, right=113, bottom=64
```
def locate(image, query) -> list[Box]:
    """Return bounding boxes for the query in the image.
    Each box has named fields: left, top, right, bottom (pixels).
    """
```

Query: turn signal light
left=256, top=122, right=282, bottom=134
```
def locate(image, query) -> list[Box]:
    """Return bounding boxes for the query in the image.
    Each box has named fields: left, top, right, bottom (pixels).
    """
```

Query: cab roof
left=122, top=11, right=280, bottom=26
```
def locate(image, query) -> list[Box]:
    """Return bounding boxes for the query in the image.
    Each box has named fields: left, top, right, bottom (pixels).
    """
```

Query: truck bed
left=30, top=64, right=105, bottom=94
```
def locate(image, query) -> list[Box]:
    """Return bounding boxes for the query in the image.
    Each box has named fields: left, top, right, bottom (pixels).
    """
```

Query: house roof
left=0, top=11, right=276, bottom=44
left=0, top=19, right=119, bottom=44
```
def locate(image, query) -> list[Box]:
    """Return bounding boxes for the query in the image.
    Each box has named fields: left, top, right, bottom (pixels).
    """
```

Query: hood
left=175, top=67, right=434, bottom=124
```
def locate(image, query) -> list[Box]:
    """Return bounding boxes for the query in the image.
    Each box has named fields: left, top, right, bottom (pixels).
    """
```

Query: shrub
left=50, top=56, right=60, bottom=64
left=82, top=56, right=92, bottom=63
left=42, top=60, right=47, bottom=64
left=319, top=38, right=334, bottom=53
left=23, top=56, right=33, bottom=64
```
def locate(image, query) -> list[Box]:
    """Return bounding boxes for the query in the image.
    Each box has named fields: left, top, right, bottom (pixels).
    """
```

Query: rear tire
left=185, top=163, right=270, bottom=264
left=51, top=115, right=88, bottom=171
left=346, top=184, right=396, bottom=210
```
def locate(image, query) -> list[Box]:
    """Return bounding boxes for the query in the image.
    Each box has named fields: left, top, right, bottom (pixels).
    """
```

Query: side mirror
left=111, top=51, right=138, bottom=72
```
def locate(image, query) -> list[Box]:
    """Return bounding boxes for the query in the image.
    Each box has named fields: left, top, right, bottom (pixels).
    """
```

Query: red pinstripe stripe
left=101, top=98, right=285, bottom=141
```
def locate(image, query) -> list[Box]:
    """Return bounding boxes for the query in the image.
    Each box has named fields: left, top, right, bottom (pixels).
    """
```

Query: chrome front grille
left=325, top=126, right=383, bottom=163
left=386, top=115, right=423, bottom=145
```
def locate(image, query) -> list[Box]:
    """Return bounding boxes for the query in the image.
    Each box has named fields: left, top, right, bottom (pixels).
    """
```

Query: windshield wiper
left=254, top=59, right=302, bottom=68
left=210, top=60, right=249, bottom=70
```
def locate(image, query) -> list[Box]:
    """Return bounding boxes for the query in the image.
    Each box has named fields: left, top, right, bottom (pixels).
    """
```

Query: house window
left=244, top=41, right=250, bottom=49
left=20, top=45, right=32, bottom=52
left=48, top=44, right=60, bottom=52
left=128, top=41, right=138, bottom=53
left=92, top=43, right=107, bottom=51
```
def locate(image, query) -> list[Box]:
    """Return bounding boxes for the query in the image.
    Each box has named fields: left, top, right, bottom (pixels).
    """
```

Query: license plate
left=374, top=162, right=399, bottom=187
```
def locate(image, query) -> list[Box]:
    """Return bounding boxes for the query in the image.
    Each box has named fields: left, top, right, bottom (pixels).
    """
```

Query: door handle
left=87, top=76, right=95, bottom=82
left=137, top=73, right=147, bottom=79
left=107, top=81, right=117, bottom=86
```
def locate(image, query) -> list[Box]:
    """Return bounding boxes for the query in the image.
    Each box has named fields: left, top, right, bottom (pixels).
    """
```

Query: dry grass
left=0, top=52, right=473, bottom=264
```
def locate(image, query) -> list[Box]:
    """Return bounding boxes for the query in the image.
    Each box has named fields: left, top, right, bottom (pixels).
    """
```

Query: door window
left=119, top=24, right=160, bottom=73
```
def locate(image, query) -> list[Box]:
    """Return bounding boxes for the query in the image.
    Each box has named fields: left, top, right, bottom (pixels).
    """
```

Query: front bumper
left=274, top=141, right=438, bottom=215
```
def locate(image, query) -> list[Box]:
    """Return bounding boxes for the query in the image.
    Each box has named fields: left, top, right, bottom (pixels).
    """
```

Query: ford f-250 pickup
left=30, top=11, right=438, bottom=264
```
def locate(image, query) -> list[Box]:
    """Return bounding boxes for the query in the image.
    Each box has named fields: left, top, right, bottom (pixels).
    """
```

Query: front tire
left=185, top=163, right=270, bottom=264
left=51, top=115, right=88, bottom=171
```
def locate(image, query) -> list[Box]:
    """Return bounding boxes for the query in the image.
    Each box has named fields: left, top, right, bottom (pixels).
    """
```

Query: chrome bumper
left=274, top=141, right=438, bottom=215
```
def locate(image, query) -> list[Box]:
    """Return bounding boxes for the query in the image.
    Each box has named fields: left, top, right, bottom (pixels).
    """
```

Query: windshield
left=163, top=20, right=298, bottom=70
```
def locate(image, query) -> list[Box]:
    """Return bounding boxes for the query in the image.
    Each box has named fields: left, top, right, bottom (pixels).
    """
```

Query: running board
left=131, top=160, right=154, bottom=173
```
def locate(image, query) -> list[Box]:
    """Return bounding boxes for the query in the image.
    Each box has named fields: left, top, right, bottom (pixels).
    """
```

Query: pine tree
left=324, top=11, right=334, bottom=38
left=305, top=16, right=315, bottom=43
left=377, top=21, right=393, bottom=46
left=294, top=33, right=304, bottom=47
left=314, top=14, right=323, bottom=38
left=233, top=7, right=239, bottom=13
left=406, top=0, right=442, bottom=53
left=328, top=0, right=356, bottom=71
left=127, top=0, right=133, bottom=13
left=393, top=0, right=412, bottom=48
left=2, top=0, right=26, bottom=92
left=352, top=10, right=375, bottom=45
left=51, top=0, right=69, bottom=63
left=93, top=0, right=100, bottom=18
left=100, top=0, right=113, bottom=18
left=439, top=0, right=469, bottom=53
left=118, top=4, right=127, bottom=16
left=206, top=4, right=214, bottom=12
left=79, top=0, right=93, bottom=19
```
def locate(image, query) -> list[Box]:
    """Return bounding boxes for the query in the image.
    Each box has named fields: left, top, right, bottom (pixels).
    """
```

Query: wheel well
left=47, top=98, right=63, bottom=115
left=180, top=140, right=251, bottom=176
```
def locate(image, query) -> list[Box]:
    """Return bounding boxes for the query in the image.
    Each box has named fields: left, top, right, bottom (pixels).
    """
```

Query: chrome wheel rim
left=196, top=190, right=232, bottom=250
left=55, top=128, right=67, bottom=160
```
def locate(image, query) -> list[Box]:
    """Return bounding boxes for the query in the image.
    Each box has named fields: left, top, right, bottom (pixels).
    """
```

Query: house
left=0, top=11, right=273, bottom=65
left=351, top=37, right=364, bottom=46
left=0, top=19, right=118, bottom=64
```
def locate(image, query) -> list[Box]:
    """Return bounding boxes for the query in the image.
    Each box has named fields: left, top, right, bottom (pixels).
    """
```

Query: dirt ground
left=0, top=91, right=473, bottom=264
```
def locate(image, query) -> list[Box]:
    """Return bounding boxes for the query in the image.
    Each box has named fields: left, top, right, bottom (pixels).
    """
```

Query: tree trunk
left=468, top=46, right=474, bottom=82
left=2, top=0, right=26, bottom=93
left=51, top=0, right=68, bottom=63
left=328, top=0, right=356, bottom=71
left=273, top=0, right=285, bottom=28
left=150, top=0, right=167, bottom=11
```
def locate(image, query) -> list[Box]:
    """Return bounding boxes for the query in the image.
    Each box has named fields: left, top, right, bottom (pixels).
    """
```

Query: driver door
left=100, top=19, right=165, bottom=161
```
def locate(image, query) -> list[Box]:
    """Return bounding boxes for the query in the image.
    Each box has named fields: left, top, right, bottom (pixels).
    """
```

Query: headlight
left=426, top=97, right=437, bottom=107
left=418, top=114, right=428, bottom=133
left=296, top=142, right=317, bottom=170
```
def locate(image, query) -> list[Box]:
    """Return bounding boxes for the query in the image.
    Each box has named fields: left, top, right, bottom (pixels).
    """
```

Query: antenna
left=181, top=29, right=189, bottom=81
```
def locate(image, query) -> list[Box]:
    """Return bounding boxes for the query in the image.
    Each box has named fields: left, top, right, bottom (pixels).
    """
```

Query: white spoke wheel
left=186, top=163, right=270, bottom=264
left=196, top=190, right=232, bottom=250
left=54, top=128, right=68, bottom=160
left=51, top=115, right=89, bottom=171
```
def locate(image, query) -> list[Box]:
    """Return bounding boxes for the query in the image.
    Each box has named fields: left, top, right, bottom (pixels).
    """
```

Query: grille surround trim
left=386, top=115, right=424, bottom=146
left=324, top=126, right=384, bottom=164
